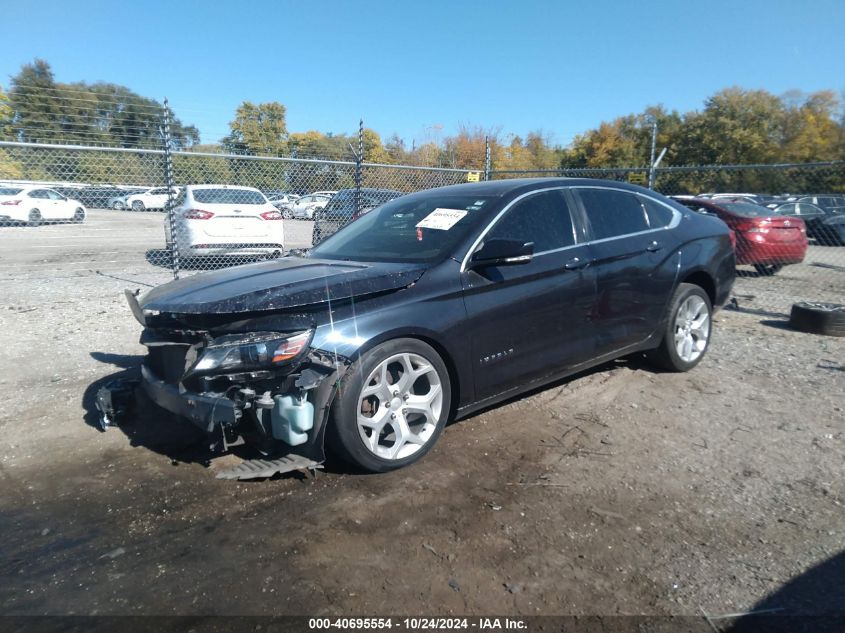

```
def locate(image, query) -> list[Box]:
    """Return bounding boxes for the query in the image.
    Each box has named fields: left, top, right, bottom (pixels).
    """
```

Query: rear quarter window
left=639, top=195, right=675, bottom=228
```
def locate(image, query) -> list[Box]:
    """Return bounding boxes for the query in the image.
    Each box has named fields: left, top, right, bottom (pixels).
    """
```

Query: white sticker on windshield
left=416, top=208, right=468, bottom=230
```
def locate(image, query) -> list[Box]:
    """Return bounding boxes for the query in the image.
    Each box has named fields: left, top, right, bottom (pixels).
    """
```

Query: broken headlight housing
left=191, top=330, right=312, bottom=375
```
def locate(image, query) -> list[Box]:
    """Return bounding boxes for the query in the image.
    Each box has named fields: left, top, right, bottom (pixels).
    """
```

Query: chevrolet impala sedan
left=122, top=178, right=735, bottom=475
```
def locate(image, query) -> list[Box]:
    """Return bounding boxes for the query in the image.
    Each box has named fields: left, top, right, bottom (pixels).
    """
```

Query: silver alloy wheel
left=674, top=295, right=710, bottom=363
left=356, top=352, right=443, bottom=460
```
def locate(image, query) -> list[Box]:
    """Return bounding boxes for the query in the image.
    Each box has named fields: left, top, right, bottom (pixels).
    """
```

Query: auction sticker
left=416, top=208, right=468, bottom=230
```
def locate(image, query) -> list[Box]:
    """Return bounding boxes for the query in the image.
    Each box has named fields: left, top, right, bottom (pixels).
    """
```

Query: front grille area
left=147, top=345, right=191, bottom=385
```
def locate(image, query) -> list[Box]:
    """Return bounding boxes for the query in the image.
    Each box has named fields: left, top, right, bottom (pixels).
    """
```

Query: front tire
left=28, top=209, right=42, bottom=226
left=72, top=208, right=85, bottom=223
left=647, top=283, right=713, bottom=372
left=328, top=338, right=451, bottom=472
left=131, top=200, right=145, bottom=212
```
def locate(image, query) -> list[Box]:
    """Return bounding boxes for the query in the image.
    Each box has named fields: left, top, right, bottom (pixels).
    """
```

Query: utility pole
left=648, top=117, right=658, bottom=190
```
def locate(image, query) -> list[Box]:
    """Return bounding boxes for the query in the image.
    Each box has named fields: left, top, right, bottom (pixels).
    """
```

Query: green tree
left=222, top=101, right=288, bottom=156
left=9, top=59, right=64, bottom=143
left=7, top=59, right=198, bottom=150
left=677, top=88, right=785, bottom=164
left=0, top=85, right=22, bottom=178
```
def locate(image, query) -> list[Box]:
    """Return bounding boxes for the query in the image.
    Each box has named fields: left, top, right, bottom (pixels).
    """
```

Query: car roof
left=415, top=177, right=663, bottom=198
left=186, top=184, right=261, bottom=192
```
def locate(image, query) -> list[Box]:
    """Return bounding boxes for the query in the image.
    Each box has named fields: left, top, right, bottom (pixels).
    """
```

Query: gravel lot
left=0, top=209, right=843, bottom=622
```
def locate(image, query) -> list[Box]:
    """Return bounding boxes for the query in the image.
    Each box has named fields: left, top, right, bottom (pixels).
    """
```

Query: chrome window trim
left=459, top=186, right=577, bottom=272
left=460, top=185, right=681, bottom=272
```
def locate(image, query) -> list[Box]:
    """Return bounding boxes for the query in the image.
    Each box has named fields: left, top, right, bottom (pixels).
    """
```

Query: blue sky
left=3, top=0, right=844, bottom=148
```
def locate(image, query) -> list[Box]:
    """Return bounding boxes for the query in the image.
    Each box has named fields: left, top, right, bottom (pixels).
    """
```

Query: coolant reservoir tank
left=271, top=395, right=314, bottom=446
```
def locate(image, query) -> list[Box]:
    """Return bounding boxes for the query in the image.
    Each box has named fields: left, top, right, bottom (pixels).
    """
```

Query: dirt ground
left=0, top=210, right=843, bottom=621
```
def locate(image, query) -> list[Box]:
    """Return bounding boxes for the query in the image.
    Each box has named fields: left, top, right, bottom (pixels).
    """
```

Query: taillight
left=183, top=209, right=214, bottom=220
left=260, top=210, right=283, bottom=220
left=736, top=220, right=769, bottom=234
left=728, top=229, right=736, bottom=249
left=1, top=200, right=21, bottom=206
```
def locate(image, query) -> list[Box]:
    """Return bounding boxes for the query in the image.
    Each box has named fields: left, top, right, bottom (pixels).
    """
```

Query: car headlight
left=192, top=330, right=312, bottom=375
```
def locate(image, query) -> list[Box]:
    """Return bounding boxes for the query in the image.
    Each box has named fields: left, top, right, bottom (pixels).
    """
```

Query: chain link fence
left=0, top=140, right=475, bottom=281
left=1, top=138, right=843, bottom=314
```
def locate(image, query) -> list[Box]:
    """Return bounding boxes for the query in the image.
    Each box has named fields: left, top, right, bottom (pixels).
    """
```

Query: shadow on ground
left=724, top=549, right=845, bottom=632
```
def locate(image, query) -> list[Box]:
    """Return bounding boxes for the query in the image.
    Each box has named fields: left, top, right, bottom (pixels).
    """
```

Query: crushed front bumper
left=140, top=364, right=240, bottom=433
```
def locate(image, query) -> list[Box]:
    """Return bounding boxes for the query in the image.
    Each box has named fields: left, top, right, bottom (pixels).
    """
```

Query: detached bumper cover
left=141, top=364, right=239, bottom=432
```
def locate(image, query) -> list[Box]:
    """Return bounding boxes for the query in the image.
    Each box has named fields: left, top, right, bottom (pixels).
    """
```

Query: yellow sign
left=466, top=171, right=481, bottom=182
left=627, top=172, right=647, bottom=185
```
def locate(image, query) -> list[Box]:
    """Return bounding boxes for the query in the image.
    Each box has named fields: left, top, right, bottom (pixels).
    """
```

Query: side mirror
left=470, top=238, right=534, bottom=268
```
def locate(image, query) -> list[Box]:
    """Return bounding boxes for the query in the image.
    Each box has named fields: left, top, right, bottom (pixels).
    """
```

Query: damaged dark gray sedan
left=121, top=178, right=735, bottom=475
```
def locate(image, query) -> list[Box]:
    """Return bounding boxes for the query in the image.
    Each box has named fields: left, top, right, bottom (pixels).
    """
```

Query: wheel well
left=681, top=271, right=715, bottom=305
left=353, top=334, right=462, bottom=419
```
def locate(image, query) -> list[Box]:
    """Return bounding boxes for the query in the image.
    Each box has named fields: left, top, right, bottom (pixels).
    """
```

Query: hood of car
left=139, top=256, right=427, bottom=315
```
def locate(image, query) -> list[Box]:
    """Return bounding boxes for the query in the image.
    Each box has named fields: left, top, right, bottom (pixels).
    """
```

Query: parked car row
left=672, top=192, right=845, bottom=276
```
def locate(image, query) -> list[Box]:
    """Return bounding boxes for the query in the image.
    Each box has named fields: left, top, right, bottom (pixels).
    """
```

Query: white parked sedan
left=290, top=194, right=331, bottom=219
left=126, top=186, right=180, bottom=211
left=165, top=185, right=285, bottom=261
left=0, top=186, right=86, bottom=225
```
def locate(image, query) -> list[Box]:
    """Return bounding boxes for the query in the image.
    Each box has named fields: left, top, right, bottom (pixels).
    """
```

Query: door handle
left=564, top=256, right=590, bottom=270
left=646, top=240, right=662, bottom=252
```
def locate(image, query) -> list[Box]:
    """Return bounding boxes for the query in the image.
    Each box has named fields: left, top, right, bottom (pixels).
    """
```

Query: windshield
left=192, top=188, right=267, bottom=204
left=0, top=188, right=23, bottom=196
left=720, top=202, right=775, bottom=218
left=310, top=193, right=497, bottom=263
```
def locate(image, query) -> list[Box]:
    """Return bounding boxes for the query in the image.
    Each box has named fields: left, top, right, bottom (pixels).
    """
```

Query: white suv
left=165, top=185, right=284, bottom=261
left=126, top=187, right=180, bottom=211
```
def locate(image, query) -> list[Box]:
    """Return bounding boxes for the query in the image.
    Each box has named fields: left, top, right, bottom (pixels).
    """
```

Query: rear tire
left=131, top=200, right=145, bottom=212
left=646, top=283, right=713, bottom=372
left=28, top=209, right=42, bottom=226
left=754, top=263, right=782, bottom=276
left=327, top=338, right=451, bottom=473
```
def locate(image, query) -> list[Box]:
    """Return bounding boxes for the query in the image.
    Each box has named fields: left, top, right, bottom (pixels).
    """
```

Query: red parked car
left=672, top=197, right=807, bottom=275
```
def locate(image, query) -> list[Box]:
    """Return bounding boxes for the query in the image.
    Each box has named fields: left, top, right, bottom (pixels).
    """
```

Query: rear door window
left=487, top=189, right=576, bottom=252
left=577, top=188, right=649, bottom=240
